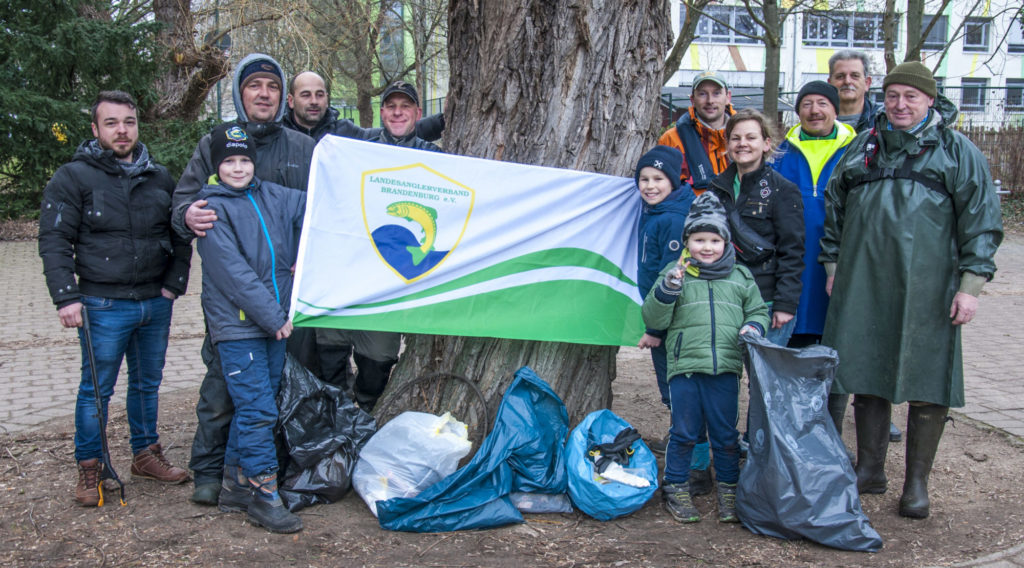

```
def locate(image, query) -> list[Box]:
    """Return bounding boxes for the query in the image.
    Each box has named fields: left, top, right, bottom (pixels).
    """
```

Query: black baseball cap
left=381, top=81, right=419, bottom=106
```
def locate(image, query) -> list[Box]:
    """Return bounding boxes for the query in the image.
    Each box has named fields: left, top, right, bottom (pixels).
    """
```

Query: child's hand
left=275, top=321, right=293, bottom=340
left=664, top=261, right=689, bottom=289
left=637, top=333, right=662, bottom=349
left=739, top=324, right=761, bottom=337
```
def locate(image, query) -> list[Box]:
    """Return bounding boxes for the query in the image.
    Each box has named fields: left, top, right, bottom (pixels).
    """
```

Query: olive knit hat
left=882, top=61, right=937, bottom=99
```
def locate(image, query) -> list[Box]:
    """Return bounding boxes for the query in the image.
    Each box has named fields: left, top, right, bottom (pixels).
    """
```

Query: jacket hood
left=871, top=92, right=958, bottom=133
left=232, top=53, right=287, bottom=126
left=198, top=177, right=262, bottom=200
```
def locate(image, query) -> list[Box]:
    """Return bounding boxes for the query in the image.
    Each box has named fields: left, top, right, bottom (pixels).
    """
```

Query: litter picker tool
left=81, top=305, right=127, bottom=507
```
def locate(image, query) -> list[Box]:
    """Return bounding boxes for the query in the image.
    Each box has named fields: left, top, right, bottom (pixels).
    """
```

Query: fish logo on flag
left=361, top=164, right=475, bottom=283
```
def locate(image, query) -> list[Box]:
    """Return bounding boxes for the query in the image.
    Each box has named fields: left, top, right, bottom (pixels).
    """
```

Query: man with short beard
left=283, top=71, right=444, bottom=143
left=39, top=90, right=193, bottom=506
left=828, top=50, right=877, bottom=133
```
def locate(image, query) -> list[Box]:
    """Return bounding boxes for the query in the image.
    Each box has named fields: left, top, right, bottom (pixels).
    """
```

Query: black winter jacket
left=708, top=161, right=805, bottom=314
left=284, top=106, right=446, bottom=143
left=39, top=141, right=192, bottom=309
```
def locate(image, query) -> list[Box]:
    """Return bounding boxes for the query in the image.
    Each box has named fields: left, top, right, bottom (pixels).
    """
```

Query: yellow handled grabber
left=81, top=305, right=127, bottom=507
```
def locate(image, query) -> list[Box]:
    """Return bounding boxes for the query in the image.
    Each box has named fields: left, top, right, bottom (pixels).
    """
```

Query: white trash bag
left=353, top=411, right=472, bottom=517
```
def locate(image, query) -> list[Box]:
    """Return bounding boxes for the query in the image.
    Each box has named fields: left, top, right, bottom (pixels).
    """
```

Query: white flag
left=290, top=136, right=644, bottom=346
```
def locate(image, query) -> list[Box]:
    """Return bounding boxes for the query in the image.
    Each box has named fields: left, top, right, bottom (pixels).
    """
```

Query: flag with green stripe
left=290, top=137, right=644, bottom=346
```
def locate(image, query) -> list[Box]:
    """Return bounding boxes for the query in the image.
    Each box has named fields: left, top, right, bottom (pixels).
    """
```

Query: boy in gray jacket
left=195, top=123, right=305, bottom=533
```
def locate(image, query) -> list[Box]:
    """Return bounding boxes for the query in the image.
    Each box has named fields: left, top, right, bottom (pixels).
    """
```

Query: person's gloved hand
left=739, top=324, right=761, bottom=337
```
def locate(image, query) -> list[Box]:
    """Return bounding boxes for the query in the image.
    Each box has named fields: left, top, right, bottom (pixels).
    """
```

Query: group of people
left=636, top=51, right=1003, bottom=524
left=39, top=53, right=442, bottom=533
left=38, top=47, right=1002, bottom=535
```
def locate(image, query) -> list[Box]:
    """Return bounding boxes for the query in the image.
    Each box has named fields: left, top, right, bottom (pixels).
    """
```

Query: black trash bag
left=276, top=353, right=377, bottom=512
left=737, top=334, right=882, bottom=553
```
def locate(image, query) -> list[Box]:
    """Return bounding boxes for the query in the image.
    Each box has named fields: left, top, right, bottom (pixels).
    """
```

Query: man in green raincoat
left=819, top=61, right=1003, bottom=519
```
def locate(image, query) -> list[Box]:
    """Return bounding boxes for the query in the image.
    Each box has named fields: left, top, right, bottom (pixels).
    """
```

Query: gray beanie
left=684, top=192, right=730, bottom=242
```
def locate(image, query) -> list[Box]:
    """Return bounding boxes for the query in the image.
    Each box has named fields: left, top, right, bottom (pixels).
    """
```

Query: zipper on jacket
left=641, top=234, right=648, bottom=264
left=708, top=281, right=718, bottom=374
left=674, top=331, right=683, bottom=359
left=246, top=191, right=280, bottom=304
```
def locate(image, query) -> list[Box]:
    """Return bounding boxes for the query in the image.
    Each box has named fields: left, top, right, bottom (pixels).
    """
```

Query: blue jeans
left=74, top=295, right=173, bottom=461
left=218, top=337, right=286, bottom=478
left=665, top=372, right=741, bottom=485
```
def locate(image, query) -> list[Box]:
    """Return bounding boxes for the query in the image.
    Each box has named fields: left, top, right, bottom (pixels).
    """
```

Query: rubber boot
left=899, top=404, right=948, bottom=519
left=853, top=395, right=891, bottom=494
left=828, top=393, right=849, bottom=437
left=353, top=354, right=396, bottom=411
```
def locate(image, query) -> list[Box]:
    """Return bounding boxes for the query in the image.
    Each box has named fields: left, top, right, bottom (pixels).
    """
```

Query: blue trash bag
left=737, top=333, right=883, bottom=552
left=377, top=366, right=570, bottom=532
left=567, top=409, right=659, bottom=521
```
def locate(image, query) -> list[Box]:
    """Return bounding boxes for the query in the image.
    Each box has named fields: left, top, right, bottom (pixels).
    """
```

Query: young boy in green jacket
left=642, top=192, right=769, bottom=524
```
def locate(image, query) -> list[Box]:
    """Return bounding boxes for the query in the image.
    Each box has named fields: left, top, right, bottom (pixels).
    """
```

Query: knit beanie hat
left=883, top=61, right=937, bottom=99
left=796, top=80, right=840, bottom=113
left=209, top=124, right=256, bottom=169
left=634, top=145, right=683, bottom=191
left=238, top=59, right=283, bottom=92
left=684, top=192, right=731, bottom=242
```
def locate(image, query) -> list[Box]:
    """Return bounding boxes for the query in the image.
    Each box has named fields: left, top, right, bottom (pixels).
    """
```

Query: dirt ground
left=1, top=345, right=1023, bottom=568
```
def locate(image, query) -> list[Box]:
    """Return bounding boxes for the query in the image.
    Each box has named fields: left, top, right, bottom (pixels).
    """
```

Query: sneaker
left=648, top=435, right=669, bottom=455
left=131, top=444, right=188, bottom=484
left=662, top=482, right=700, bottom=523
left=76, top=459, right=102, bottom=506
left=218, top=466, right=251, bottom=513
left=716, top=482, right=739, bottom=523
left=689, top=468, right=712, bottom=496
left=246, top=471, right=303, bottom=534
left=191, top=482, right=221, bottom=506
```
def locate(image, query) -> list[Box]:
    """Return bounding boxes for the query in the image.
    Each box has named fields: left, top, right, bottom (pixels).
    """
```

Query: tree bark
left=375, top=0, right=671, bottom=431
left=882, top=0, right=898, bottom=72
left=904, top=0, right=924, bottom=62
left=761, top=0, right=781, bottom=121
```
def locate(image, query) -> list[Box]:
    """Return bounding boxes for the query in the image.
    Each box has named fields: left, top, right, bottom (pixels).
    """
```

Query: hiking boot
left=191, top=482, right=221, bottom=506
left=689, top=468, right=712, bottom=496
left=662, top=482, right=700, bottom=523
left=76, top=458, right=102, bottom=506
left=853, top=395, right=891, bottom=494
left=131, top=444, right=188, bottom=484
left=218, top=466, right=251, bottom=513
left=716, top=482, right=739, bottom=523
left=648, top=435, right=669, bottom=455
left=246, top=471, right=303, bottom=534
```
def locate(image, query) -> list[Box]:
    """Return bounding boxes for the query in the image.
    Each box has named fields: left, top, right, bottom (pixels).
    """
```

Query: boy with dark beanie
left=195, top=123, right=306, bottom=533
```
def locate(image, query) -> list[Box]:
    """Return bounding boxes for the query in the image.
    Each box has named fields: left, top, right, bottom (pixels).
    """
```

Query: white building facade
left=664, top=0, right=1024, bottom=126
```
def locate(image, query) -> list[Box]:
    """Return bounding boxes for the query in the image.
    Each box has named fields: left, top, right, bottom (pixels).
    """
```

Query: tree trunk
left=761, top=0, right=781, bottom=121
left=904, top=0, right=924, bottom=62
left=374, top=0, right=671, bottom=432
left=882, top=0, right=898, bottom=72
left=663, top=0, right=712, bottom=86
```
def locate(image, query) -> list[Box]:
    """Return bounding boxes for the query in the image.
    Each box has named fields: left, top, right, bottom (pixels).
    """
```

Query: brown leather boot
left=76, top=459, right=102, bottom=506
left=131, top=444, right=189, bottom=483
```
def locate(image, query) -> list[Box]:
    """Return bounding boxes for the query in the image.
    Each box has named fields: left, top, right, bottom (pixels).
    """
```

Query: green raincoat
left=819, top=95, right=1003, bottom=407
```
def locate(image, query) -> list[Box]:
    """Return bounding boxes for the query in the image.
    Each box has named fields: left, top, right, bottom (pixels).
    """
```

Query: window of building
left=922, top=14, right=948, bottom=51
left=1007, top=79, right=1024, bottom=111
left=1009, top=16, right=1024, bottom=54
left=963, top=17, right=991, bottom=52
left=961, top=78, right=988, bottom=111
left=803, top=12, right=889, bottom=49
left=690, top=4, right=764, bottom=44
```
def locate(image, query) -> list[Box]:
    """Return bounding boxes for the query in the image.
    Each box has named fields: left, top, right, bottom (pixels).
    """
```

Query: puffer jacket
left=642, top=262, right=768, bottom=378
left=708, top=161, right=805, bottom=315
left=172, top=53, right=315, bottom=239
left=39, top=141, right=191, bottom=308
left=195, top=177, right=306, bottom=344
